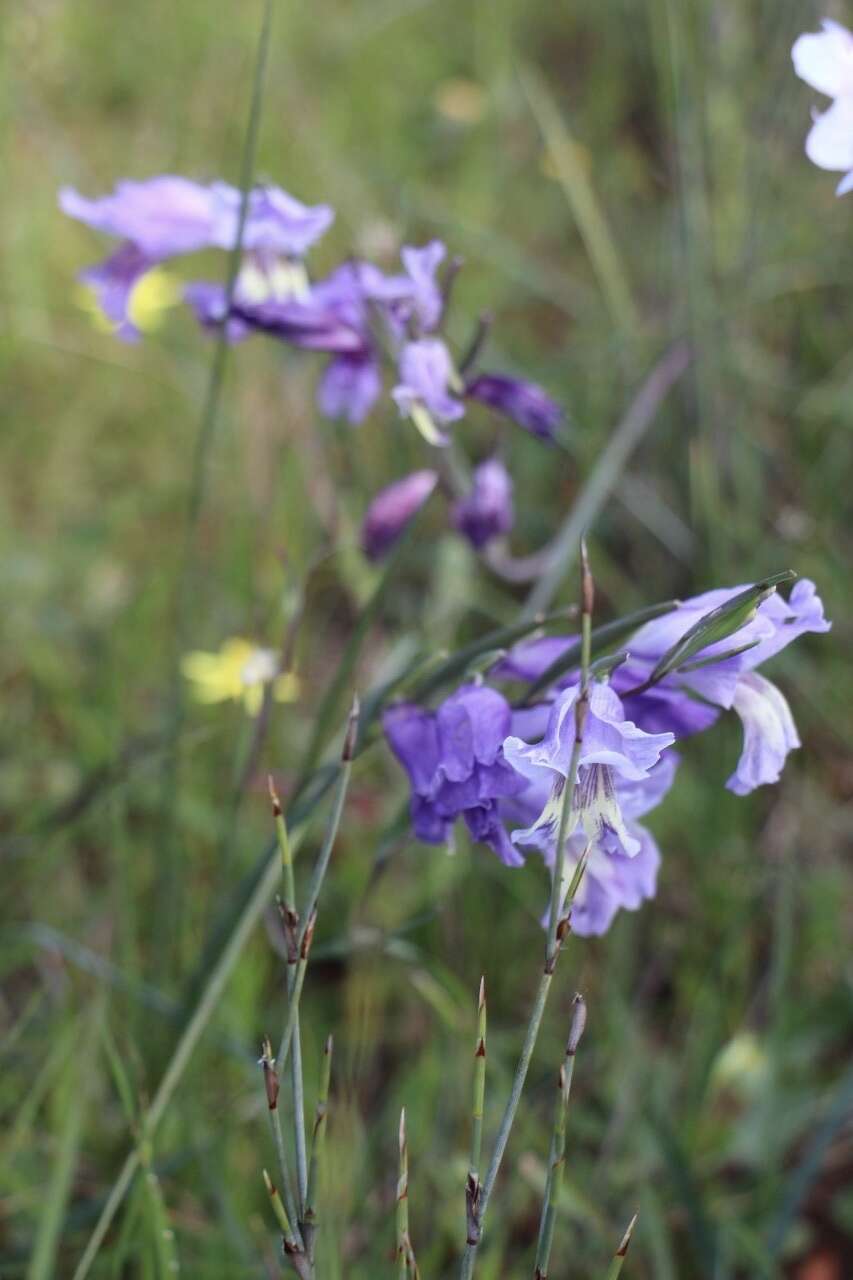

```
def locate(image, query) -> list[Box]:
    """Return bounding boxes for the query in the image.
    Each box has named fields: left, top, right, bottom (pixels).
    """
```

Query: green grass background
left=2, top=1, right=852, bottom=1276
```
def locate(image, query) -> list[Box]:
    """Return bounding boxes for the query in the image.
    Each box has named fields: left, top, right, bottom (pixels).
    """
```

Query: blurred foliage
left=1, top=0, right=852, bottom=1277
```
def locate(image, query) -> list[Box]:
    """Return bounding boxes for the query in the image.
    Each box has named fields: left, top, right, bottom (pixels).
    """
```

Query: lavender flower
left=614, top=579, right=830, bottom=794
left=361, top=470, right=438, bottom=561
left=529, top=755, right=678, bottom=936
left=392, top=339, right=465, bottom=441
left=465, top=373, right=562, bottom=442
left=399, top=240, right=446, bottom=332
left=383, top=684, right=528, bottom=865
left=792, top=20, right=853, bottom=195
left=60, top=176, right=333, bottom=339
left=502, top=682, right=675, bottom=862
left=452, top=458, right=514, bottom=549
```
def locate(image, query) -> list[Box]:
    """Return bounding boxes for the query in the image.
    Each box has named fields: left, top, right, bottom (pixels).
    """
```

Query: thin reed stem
left=156, top=0, right=277, bottom=954
left=260, top=1040, right=304, bottom=1253
left=605, top=1214, right=638, bottom=1279
left=271, top=779, right=309, bottom=1213
left=465, top=978, right=487, bottom=1246
left=397, top=1109, right=410, bottom=1280
left=534, top=995, right=587, bottom=1278
left=303, top=1034, right=333, bottom=1263
left=276, top=698, right=358, bottom=1070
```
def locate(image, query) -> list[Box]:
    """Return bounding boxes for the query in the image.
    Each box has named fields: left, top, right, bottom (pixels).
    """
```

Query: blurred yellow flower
left=75, top=266, right=182, bottom=335
left=181, top=638, right=300, bottom=716
left=433, top=78, right=487, bottom=125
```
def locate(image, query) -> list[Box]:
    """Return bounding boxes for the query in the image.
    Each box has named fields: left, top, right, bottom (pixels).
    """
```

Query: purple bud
left=452, top=458, right=514, bottom=549
left=361, top=470, right=438, bottom=561
left=465, top=372, right=562, bottom=442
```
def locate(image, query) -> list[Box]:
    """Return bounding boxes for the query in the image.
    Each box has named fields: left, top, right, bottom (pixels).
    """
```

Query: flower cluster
left=383, top=579, right=829, bottom=935
left=61, top=175, right=557, bottom=555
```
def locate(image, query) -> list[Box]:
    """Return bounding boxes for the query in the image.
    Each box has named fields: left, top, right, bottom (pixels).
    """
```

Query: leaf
left=519, top=600, right=678, bottom=706
left=644, top=571, right=795, bottom=688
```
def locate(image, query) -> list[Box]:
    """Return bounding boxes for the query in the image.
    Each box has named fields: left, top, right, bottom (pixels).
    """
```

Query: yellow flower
left=181, top=638, right=300, bottom=716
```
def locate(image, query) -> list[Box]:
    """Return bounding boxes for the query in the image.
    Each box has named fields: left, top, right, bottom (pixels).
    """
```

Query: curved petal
left=727, top=673, right=800, bottom=795
left=806, top=97, right=853, bottom=172
left=792, top=21, right=853, bottom=98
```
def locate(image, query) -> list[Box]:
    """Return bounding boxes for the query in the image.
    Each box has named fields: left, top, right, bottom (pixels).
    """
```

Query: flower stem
left=604, top=1214, right=638, bottom=1280
left=465, top=978, right=487, bottom=1246
left=533, top=995, right=587, bottom=1278
left=397, top=1109, right=410, bottom=1280
left=303, top=1034, right=333, bottom=1263
left=461, top=544, right=595, bottom=1280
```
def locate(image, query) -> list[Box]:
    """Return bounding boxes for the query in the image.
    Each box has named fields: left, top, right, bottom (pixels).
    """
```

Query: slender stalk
left=276, top=697, right=358, bottom=1071
left=460, top=546, right=595, bottom=1280
left=156, top=0, right=277, bottom=952
left=262, top=1171, right=311, bottom=1280
left=522, top=343, right=690, bottom=619
left=397, top=1109, right=410, bottom=1280
left=534, top=995, right=587, bottom=1278
left=605, top=1214, right=638, bottom=1280
left=303, top=1034, right=333, bottom=1262
left=270, top=779, right=309, bottom=1212
left=276, top=911, right=317, bottom=1070
left=465, top=978, right=487, bottom=1246
left=260, top=1040, right=303, bottom=1252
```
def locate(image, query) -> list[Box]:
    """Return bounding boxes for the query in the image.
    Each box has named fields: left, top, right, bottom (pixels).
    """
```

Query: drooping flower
left=503, top=681, right=675, bottom=862
left=181, top=638, right=300, bottom=716
left=383, top=684, right=529, bottom=865
left=360, top=470, right=438, bottom=561
left=613, top=578, right=830, bottom=794
left=792, top=20, right=853, bottom=194
left=452, top=457, right=514, bottom=549
left=392, top=339, right=464, bottom=441
left=465, top=372, right=562, bottom=442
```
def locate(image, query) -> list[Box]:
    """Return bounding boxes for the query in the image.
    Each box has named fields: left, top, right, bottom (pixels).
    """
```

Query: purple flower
left=383, top=684, right=528, bottom=865
left=392, top=339, right=464, bottom=440
left=400, top=241, right=446, bottom=332
left=361, top=470, right=438, bottom=561
left=318, top=355, right=383, bottom=425
left=60, top=176, right=334, bottom=340
left=614, top=578, right=830, bottom=794
left=465, top=373, right=562, bottom=442
left=503, top=681, right=675, bottom=862
left=60, top=177, right=239, bottom=258
left=452, top=458, right=514, bottom=549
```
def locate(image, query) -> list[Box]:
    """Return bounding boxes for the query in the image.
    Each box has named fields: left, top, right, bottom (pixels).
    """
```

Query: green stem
left=534, top=996, right=587, bottom=1278
left=397, top=1109, right=410, bottom=1280
left=156, top=0, right=277, bottom=953
left=605, top=1214, right=638, bottom=1280
left=303, top=1034, right=333, bottom=1263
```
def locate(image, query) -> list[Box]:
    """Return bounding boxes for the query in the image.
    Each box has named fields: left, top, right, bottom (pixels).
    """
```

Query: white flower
left=793, top=19, right=853, bottom=194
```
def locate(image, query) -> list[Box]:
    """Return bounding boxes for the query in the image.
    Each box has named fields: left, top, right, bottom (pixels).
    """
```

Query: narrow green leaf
left=644, top=571, right=795, bottom=687
left=519, top=600, right=678, bottom=706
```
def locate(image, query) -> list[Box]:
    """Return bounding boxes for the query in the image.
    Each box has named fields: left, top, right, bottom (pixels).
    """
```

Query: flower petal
left=726, top=672, right=800, bottom=795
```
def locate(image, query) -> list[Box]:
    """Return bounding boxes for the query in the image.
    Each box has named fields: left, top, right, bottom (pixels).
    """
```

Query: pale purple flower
left=392, top=339, right=465, bottom=435
left=383, top=684, right=528, bottom=865
left=318, top=355, right=383, bottom=425
left=400, top=241, right=446, bottom=332
left=503, top=681, right=675, bottom=861
left=452, top=458, right=514, bottom=549
left=60, top=176, right=334, bottom=339
left=361, top=470, right=438, bottom=561
left=614, top=579, right=830, bottom=794
left=465, top=373, right=562, bottom=441
left=792, top=20, right=853, bottom=194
